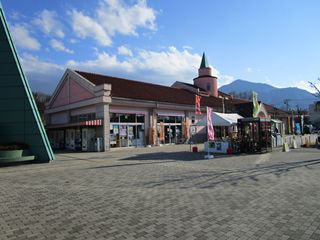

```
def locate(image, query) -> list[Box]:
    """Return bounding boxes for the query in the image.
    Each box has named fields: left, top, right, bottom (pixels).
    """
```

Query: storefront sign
left=85, top=119, right=103, bottom=126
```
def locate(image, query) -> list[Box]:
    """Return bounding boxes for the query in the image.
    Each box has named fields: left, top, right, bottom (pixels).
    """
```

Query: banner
left=252, top=91, right=261, bottom=118
left=195, top=95, right=201, bottom=115
left=207, top=107, right=215, bottom=141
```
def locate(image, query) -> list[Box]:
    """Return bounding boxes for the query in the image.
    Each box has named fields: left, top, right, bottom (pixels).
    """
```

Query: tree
left=33, top=92, right=51, bottom=124
left=309, top=78, right=320, bottom=98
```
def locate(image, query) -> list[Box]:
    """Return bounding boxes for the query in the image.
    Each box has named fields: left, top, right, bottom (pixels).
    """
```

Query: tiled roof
left=234, top=101, right=290, bottom=118
left=75, top=70, right=229, bottom=109
left=263, top=103, right=290, bottom=118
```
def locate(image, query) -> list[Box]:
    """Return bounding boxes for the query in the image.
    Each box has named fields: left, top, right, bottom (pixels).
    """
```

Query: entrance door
left=82, top=128, right=88, bottom=151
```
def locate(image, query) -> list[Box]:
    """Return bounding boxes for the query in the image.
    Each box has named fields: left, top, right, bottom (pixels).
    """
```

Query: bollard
left=282, top=143, right=289, bottom=152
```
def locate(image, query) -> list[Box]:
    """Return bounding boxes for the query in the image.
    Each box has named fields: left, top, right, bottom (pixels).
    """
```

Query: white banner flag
left=207, top=107, right=215, bottom=141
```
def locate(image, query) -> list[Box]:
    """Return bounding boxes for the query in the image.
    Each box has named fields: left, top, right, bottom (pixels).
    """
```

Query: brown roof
left=263, top=103, right=290, bottom=118
left=234, top=101, right=290, bottom=118
left=75, top=70, right=228, bottom=109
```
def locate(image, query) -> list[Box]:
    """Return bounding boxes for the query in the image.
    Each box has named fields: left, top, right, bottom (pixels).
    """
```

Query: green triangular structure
left=0, top=3, right=54, bottom=162
left=200, top=52, right=209, bottom=68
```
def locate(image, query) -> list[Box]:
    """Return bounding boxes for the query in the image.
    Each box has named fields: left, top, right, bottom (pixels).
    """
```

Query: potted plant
left=0, top=143, right=28, bottom=159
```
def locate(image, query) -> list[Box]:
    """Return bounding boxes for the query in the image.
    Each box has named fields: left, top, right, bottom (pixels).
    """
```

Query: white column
left=96, top=103, right=110, bottom=151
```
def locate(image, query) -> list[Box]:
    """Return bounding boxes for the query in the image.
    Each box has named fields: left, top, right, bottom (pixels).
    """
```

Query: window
left=206, top=82, right=211, bottom=91
left=70, top=113, right=96, bottom=123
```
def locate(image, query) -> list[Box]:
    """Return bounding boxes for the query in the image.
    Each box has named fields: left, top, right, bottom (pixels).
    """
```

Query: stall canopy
left=196, top=112, right=243, bottom=126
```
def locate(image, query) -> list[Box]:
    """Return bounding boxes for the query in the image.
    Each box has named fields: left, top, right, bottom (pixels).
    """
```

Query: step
left=0, top=155, right=35, bottom=164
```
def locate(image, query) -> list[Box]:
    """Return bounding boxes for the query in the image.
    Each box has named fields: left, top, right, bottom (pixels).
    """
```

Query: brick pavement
left=0, top=145, right=320, bottom=240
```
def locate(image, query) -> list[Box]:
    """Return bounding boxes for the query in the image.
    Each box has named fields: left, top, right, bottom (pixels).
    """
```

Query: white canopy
left=196, top=112, right=243, bottom=127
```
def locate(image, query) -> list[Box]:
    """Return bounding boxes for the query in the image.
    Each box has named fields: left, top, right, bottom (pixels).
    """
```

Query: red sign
left=85, top=119, right=103, bottom=126
left=206, top=107, right=215, bottom=141
left=195, top=95, right=201, bottom=115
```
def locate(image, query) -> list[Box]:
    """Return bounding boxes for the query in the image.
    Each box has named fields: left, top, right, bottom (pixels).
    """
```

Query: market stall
left=237, top=117, right=272, bottom=153
left=197, top=112, right=243, bottom=154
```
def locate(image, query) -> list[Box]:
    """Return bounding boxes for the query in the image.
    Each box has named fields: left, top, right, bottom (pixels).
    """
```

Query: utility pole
left=284, top=99, right=290, bottom=111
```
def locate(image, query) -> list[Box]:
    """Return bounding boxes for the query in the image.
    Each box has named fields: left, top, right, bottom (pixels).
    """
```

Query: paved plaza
left=1, top=145, right=320, bottom=240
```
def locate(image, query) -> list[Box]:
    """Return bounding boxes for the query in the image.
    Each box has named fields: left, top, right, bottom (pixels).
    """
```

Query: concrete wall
left=283, top=134, right=319, bottom=148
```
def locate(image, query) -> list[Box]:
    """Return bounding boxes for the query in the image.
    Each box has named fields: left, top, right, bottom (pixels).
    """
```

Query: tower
left=193, top=53, right=218, bottom=97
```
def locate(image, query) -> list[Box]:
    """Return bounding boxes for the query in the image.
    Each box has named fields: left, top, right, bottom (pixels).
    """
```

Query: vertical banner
left=292, top=112, right=295, bottom=134
left=207, top=107, right=215, bottom=141
left=195, top=95, right=202, bottom=115
left=252, top=91, right=261, bottom=117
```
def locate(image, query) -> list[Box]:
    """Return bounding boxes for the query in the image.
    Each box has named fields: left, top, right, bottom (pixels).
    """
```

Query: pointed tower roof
left=200, top=52, right=210, bottom=68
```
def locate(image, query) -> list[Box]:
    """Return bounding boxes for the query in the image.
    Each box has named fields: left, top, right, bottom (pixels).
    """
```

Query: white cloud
left=247, top=67, right=252, bottom=73
left=10, top=11, right=25, bottom=21
left=67, top=51, right=134, bottom=72
left=220, top=75, right=235, bottom=86
left=66, top=47, right=203, bottom=85
left=69, top=9, right=112, bottom=46
left=69, top=0, right=157, bottom=46
left=32, top=9, right=64, bottom=38
left=10, top=24, right=41, bottom=50
left=70, top=38, right=78, bottom=44
left=20, top=53, right=63, bottom=74
left=183, top=45, right=193, bottom=50
left=118, top=45, right=133, bottom=57
left=50, top=39, right=74, bottom=54
left=293, top=80, right=318, bottom=93
left=264, top=76, right=273, bottom=84
left=97, top=0, right=157, bottom=35
left=135, top=47, right=200, bottom=79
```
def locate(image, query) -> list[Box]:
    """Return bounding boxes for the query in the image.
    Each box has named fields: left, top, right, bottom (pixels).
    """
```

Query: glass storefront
left=157, top=115, right=183, bottom=144
left=48, top=130, right=65, bottom=150
left=110, top=113, right=145, bottom=148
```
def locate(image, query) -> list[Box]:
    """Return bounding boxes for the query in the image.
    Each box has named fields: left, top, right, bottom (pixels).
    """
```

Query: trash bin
left=192, top=146, right=198, bottom=152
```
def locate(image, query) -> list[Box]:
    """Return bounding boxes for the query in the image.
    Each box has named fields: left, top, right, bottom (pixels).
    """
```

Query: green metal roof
left=0, top=3, right=54, bottom=162
left=200, top=52, right=210, bottom=68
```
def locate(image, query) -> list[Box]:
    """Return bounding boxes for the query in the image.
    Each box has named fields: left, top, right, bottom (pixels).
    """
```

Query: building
left=46, top=54, right=229, bottom=151
left=309, top=101, right=320, bottom=128
left=45, top=53, right=289, bottom=151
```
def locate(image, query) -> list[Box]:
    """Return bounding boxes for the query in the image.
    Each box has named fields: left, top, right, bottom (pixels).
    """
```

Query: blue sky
left=1, top=0, right=320, bottom=94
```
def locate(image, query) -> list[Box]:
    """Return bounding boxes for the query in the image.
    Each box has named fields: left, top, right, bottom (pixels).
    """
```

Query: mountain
left=219, top=79, right=317, bottom=110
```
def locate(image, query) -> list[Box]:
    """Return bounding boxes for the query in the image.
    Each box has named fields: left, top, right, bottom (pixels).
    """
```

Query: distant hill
left=219, top=79, right=317, bottom=110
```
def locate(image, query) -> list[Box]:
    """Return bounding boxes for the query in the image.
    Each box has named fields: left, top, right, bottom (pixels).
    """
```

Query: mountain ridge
left=219, top=79, right=317, bottom=110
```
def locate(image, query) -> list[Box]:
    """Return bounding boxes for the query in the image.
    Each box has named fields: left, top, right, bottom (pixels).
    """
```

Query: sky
left=1, top=0, right=320, bottom=94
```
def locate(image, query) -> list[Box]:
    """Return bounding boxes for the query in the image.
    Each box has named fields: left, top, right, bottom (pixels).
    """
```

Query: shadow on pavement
left=120, top=151, right=210, bottom=161
left=88, top=151, right=209, bottom=170
left=141, top=158, right=320, bottom=189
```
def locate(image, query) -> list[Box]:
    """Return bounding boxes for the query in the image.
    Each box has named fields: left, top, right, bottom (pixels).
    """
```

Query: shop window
left=120, top=114, right=135, bottom=123
left=166, top=116, right=176, bottom=123
left=137, top=115, right=144, bottom=123
left=176, top=116, right=182, bottom=123
left=70, top=113, right=95, bottom=123
left=110, top=113, right=119, bottom=122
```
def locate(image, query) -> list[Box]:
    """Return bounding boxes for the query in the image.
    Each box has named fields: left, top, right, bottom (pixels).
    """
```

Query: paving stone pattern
left=1, top=145, right=320, bottom=240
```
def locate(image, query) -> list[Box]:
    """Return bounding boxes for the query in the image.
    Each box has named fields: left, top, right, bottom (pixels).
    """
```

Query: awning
left=271, top=119, right=282, bottom=124
left=196, top=112, right=243, bottom=126
left=46, top=119, right=103, bottom=129
left=156, top=110, right=185, bottom=117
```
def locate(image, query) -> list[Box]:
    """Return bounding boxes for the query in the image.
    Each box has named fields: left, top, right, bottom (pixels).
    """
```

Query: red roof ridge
left=75, top=69, right=183, bottom=91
